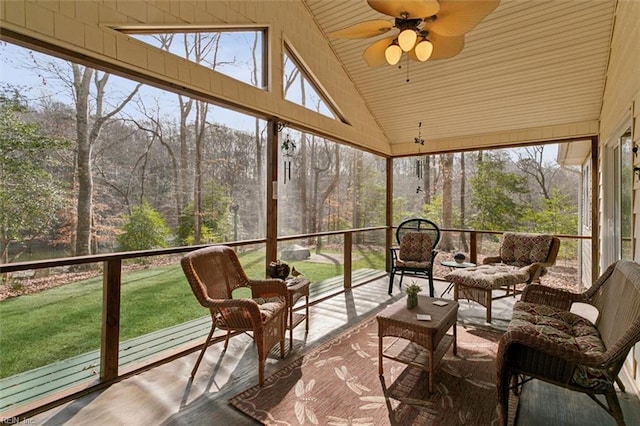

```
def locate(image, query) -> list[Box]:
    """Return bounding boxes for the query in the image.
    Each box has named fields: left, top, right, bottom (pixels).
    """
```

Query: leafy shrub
left=117, top=201, right=170, bottom=252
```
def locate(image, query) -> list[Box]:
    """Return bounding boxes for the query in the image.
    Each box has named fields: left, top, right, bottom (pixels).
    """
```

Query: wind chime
left=278, top=122, right=296, bottom=184
left=414, top=122, right=425, bottom=193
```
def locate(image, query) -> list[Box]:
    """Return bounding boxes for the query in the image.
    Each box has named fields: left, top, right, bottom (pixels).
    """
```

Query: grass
left=0, top=246, right=385, bottom=378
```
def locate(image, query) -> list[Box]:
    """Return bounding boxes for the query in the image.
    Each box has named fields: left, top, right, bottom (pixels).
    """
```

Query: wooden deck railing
left=0, top=226, right=590, bottom=419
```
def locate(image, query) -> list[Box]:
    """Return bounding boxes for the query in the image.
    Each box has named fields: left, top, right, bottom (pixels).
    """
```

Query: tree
left=176, top=180, right=232, bottom=245
left=469, top=154, right=529, bottom=232
left=0, top=89, right=69, bottom=264
left=459, top=152, right=469, bottom=251
left=515, top=146, right=559, bottom=200
left=117, top=201, right=170, bottom=252
left=67, top=65, right=141, bottom=256
left=524, top=188, right=579, bottom=261
left=440, top=153, right=454, bottom=251
left=525, top=188, right=578, bottom=235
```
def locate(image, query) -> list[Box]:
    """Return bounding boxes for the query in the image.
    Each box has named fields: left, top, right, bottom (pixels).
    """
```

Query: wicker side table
left=377, top=295, right=458, bottom=393
left=285, top=277, right=311, bottom=350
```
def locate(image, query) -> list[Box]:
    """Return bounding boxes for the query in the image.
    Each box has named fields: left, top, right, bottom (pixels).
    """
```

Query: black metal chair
left=389, top=218, right=441, bottom=296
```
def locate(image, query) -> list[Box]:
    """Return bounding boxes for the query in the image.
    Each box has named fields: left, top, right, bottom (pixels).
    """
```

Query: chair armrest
left=483, top=255, right=502, bottom=265
left=249, top=278, right=288, bottom=299
left=201, top=297, right=264, bottom=328
left=390, top=247, right=399, bottom=262
left=201, top=297, right=259, bottom=309
left=522, top=262, right=547, bottom=283
left=521, top=284, right=585, bottom=309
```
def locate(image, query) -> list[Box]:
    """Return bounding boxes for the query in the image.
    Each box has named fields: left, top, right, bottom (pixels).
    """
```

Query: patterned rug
left=229, top=317, right=517, bottom=425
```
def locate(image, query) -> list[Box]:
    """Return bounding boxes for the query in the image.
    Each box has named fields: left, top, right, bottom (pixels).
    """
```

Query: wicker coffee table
left=377, top=295, right=458, bottom=393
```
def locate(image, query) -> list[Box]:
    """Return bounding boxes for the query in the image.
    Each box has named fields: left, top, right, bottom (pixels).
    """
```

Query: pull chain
left=406, top=56, right=410, bottom=83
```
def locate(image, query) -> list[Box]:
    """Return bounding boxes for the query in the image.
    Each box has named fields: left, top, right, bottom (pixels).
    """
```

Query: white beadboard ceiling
left=304, top=0, right=615, bottom=150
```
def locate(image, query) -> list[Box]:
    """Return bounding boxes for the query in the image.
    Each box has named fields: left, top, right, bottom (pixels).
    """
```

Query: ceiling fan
left=329, top=0, right=500, bottom=66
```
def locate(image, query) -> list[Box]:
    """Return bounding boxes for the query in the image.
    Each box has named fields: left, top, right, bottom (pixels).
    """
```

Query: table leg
left=289, top=300, right=294, bottom=350
left=453, top=323, right=457, bottom=356
left=378, top=334, right=383, bottom=375
left=441, top=282, right=454, bottom=298
left=428, top=348, right=434, bottom=393
left=305, top=294, right=309, bottom=331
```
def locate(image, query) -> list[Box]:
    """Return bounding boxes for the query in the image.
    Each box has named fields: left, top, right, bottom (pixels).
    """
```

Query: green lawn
left=0, top=246, right=384, bottom=378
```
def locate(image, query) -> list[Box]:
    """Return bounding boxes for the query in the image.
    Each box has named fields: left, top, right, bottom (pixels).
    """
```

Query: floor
left=27, top=277, right=640, bottom=425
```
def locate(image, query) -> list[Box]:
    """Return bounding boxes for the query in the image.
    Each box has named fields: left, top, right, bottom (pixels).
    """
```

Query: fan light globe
left=398, top=29, right=417, bottom=52
left=414, top=39, right=434, bottom=62
left=385, top=43, right=402, bottom=65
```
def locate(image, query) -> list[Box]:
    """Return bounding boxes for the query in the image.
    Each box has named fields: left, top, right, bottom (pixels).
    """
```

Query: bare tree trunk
left=476, top=151, right=484, bottom=248
left=352, top=151, right=363, bottom=236
left=250, top=35, right=265, bottom=234
left=73, top=66, right=93, bottom=257
left=300, top=133, right=308, bottom=235
left=192, top=101, right=208, bottom=244
left=313, top=143, right=340, bottom=252
left=299, top=70, right=309, bottom=236
left=440, top=153, right=454, bottom=251
left=70, top=65, right=140, bottom=257
left=178, top=96, right=192, bottom=213
left=459, top=152, right=468, bottom=251
left=515, top=146, right=556, bottom=200
left=255, top=119, right=264, bottom=233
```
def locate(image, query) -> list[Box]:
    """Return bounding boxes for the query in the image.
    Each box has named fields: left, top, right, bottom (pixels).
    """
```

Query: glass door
left=620, top=130, right=632, bottom=260
left=600, top=129, right=635, bottom=270
left=606, top=128, right=633, bottom=266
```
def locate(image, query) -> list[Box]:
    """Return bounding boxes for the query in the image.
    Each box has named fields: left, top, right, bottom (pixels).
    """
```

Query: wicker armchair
left=181, top=245, right=287, bottom=386
left=446, top=233, right=560, bottom=322
left=497, top=260, right=640, bottom=425
left=389, top=218, right=441, bottom=297
left=483, top=232, right=561, bottom=287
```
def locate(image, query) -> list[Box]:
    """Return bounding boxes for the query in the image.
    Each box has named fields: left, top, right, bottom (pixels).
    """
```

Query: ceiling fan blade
left=426, top=0, right=500, bottom=37
left=367, top=0, right=440, bottom=19
left=329, top=20, right=394, bottom=39
left=407, top=33, right=464, bottom=61
left=363, top=37, right=396, bottom=66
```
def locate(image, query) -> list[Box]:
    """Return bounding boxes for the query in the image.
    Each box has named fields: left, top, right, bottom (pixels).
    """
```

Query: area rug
left=229, top=317, right=518, bottom=425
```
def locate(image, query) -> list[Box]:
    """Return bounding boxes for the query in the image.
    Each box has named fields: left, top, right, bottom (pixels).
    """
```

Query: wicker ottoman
left=444, top=264, right=529, bottom=322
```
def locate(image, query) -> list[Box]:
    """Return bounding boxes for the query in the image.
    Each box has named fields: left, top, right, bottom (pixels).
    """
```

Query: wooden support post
left=386, top=157, right=393, bottom=272
left=344, top=232, right=352, bottom=288
left=591, top=135, right=599, bottom=283
left=470, top=231, right=478, bottom=264
left=266, top=119, right=278, bottom=275
left=101, top=259, right=121, bottom=382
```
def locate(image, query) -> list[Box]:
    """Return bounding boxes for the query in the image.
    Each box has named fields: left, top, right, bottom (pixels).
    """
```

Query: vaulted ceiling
left=304, top=0, right=615, bottom=152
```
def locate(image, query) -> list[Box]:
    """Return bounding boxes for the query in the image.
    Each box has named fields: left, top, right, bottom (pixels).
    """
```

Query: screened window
left=283, top=48, right=342, bottom=121
left=128, top=29, right=266, bottom=88
left=0, top=41, right=267, bottom=262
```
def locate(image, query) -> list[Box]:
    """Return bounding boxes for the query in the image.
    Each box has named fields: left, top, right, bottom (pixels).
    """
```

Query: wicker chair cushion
left=511, top=301, right=610, bottom=390
left=216, top=297, right=285, bottom=327
left=399, top=232, right=432, bottom=262
left=499, top=233, right=554, bottom=267
left=444, top=264, right=529, bottom=289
